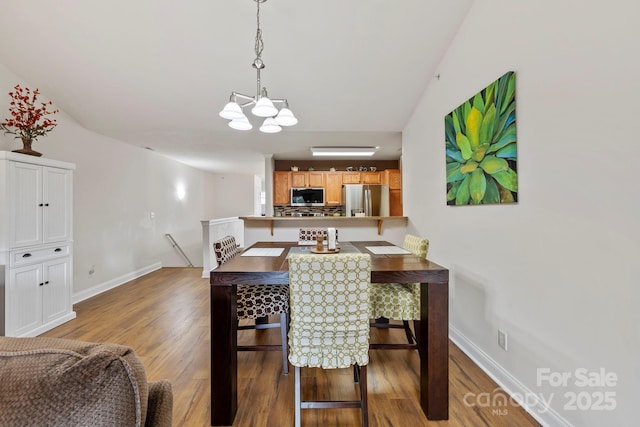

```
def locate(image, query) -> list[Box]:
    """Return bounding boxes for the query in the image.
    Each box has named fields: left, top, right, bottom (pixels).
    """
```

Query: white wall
left=402, top=1, right=639, bottom=425
left=0, top=64, right=215, bottom=300
left=209, top=173, right=257, bottom=218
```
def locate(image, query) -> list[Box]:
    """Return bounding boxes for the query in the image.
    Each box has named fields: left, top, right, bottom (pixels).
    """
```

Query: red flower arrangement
left=1, top=84, right=59, bottom=142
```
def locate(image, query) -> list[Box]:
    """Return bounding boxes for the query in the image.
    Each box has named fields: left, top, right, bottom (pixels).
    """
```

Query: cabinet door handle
left=22, top=253, right=32, bottom=258
left=39, top=203, right=44, bottom=207
left=54, top=248, right=62, bottom=252
left=45, top=203, right=50, bottom=206
left=39, top=282, right=44, bottom=286
left=45, top=281, right=49, bottom=285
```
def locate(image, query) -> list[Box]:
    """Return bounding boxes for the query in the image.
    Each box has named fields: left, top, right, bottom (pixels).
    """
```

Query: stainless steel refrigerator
left=342, top=184, right=390, bottom=216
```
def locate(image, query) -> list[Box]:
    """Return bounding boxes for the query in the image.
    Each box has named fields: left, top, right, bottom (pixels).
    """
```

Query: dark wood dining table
left=209, top=241, right=449, bottom=426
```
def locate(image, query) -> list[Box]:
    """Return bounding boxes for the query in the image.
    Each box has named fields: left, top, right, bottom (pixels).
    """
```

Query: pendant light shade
left=259, top=117, right=282, bottom=133
left=228, top=116, right=253, bottom=130
left=219, top=102, right=244, bottom=120
left=275, top=108, right=298, bottom=126
left=251, top=97, right=278, bottom=117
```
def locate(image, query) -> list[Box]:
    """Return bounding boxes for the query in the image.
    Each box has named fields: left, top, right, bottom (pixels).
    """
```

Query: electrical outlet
left=498, top=329, right=508, bottom=351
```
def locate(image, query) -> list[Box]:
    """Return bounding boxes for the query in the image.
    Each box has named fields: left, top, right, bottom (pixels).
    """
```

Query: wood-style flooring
left=42, top=267, right=540, bottom=427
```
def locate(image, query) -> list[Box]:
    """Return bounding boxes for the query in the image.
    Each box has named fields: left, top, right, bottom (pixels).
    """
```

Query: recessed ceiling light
left=310, top=146, right=377, bottom=157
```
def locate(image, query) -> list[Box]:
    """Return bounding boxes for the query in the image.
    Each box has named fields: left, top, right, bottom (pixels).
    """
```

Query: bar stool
left=369, top=234, right=429, bottom=350
left=213, top=235, right=289, bottom=374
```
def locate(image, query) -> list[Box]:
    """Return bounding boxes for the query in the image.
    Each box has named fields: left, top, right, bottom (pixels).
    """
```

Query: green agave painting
left=445, top=71, right=517, bottom=205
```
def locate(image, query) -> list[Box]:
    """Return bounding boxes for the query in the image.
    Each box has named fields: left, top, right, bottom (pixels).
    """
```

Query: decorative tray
left=310, top=247, right=341, bottom=254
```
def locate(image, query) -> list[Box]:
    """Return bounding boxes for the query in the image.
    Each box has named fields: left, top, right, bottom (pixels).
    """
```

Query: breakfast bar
left=240, top=215, right=408, bottom=236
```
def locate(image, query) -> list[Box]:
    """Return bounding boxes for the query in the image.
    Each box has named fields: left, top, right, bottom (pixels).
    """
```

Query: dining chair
left=288, top=253, right=371, bottom=427
left=213, top=235, right=289, bottom=374
left=369, top=234, right=429, bottom=350
left=298, top=227, right=339, bottom=244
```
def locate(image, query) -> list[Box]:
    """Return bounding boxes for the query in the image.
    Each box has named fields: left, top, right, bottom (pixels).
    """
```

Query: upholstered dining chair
left=298, top=227, right=339, bottom=244
left=369, top=234, right=429, bottom=349
left=213, top=235, right=289, bottom=374
left=288, top=253, right=371, bottom=427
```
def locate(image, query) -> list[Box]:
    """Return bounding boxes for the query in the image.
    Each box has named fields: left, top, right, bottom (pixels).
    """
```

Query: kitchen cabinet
left=273, top=169, right=401, bottom=211
left=361, top=172, right=381, bottom=184
left=342, top=172, right=361, bottom=184
left=382, top=169, right=402, bottom=190
left=389, top=189, right=403, bottom=216
left=382, top=169, right=403, bottom=216
left=273, top=171, right=291, bottom=205
left=308, top=172, right=325, bottom=187
left=291, top=172, right=306, bottom=188
left=291, top=171, right=324, bottom=188
left=1, top=151, right=76, bottom=337
left=325, top=172, right=343, bottom=205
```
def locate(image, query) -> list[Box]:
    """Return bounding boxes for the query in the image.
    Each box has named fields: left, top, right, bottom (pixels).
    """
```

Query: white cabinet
left=1, top=151, right=76, bottom=337
left=9, top=161, right=71, bottom=248
left=7, top=263, right=43, bottom=336
left=7, top=255, right=71, bottom=336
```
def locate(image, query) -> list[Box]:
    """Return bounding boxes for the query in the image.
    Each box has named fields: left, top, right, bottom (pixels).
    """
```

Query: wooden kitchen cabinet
left=342, top=172, right=361, bottom=184
left=291, top=172, right=307, bottom=188
left=382, top=169, right=403, bottom=215
left=273, top=171, right=291, bottom=205
left=273, top=169, right=398, bottom=209
left=382, top=169, right=402, bottom=190
left=291, top=171, right=325, bottom=188
left=308, top=172, right=324, bottom=187
left=325, top=172, right=343, bottom=205
left=361, top=172, right=381, bottom=184
left=389, top=189, right=403, bottom=216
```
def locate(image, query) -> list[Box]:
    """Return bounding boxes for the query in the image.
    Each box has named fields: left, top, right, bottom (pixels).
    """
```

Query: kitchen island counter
left=239, top=215, right=408, bottom=236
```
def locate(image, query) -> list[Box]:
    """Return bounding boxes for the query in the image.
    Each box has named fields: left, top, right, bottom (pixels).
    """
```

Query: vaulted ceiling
left=0, top=0, right=473, bottom=174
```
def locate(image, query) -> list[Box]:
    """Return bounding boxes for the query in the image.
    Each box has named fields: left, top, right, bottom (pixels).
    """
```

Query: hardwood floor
left=42, top=267, right=540, bottom=427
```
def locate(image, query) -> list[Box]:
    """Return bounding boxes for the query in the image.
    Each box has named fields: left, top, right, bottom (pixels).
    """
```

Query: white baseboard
left=449, top=325, right=571, bottom=427
left=19, top=312, right=77, bottom=337
left=73, top=262, right=162, bottom=304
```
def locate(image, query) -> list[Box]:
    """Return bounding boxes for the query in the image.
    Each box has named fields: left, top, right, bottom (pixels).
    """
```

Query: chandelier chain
left=254, top=0, right=264, bottom=60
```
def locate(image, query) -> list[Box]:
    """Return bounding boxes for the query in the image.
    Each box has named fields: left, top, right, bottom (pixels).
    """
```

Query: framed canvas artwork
left=445, top=71, right=517, bottom=205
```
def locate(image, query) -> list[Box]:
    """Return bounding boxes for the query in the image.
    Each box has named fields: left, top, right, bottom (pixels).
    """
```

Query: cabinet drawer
left=10, top=244, right=71, bottom=267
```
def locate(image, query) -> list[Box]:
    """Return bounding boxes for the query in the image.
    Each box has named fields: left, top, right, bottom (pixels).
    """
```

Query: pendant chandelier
left=219, top=0, right=297, bottom=133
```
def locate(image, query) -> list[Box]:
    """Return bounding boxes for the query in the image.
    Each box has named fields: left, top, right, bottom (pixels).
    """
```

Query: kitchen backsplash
left=274, top=205, right=344, bottom=217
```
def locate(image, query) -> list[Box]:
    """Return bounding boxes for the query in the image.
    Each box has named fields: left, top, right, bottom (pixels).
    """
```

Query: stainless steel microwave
left=291, top=188, right=325, bottom=206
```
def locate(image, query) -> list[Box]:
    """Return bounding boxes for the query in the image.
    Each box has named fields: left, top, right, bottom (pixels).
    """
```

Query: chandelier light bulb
left=252, top=97, right=278, bottom=117
left=259, top=117, right=282, bottom=133
left=228, top=116, right=253, bottom=130
left=275, top=108, right=298, bottom=126
left=219, top=102, right=244, bottom=120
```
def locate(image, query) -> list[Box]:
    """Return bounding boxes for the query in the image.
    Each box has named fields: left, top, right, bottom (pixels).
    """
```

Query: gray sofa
left=0, top=337, right=173, bottom=427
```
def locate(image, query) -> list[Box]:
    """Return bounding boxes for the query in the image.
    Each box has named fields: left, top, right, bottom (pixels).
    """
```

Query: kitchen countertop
left=239, top=215, right=408, bottom=235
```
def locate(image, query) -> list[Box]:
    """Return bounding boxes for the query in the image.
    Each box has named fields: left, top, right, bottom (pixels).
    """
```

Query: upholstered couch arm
left=146, top=380, right=174, bottom=427
left=0, top=337, right=172, bottom=427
